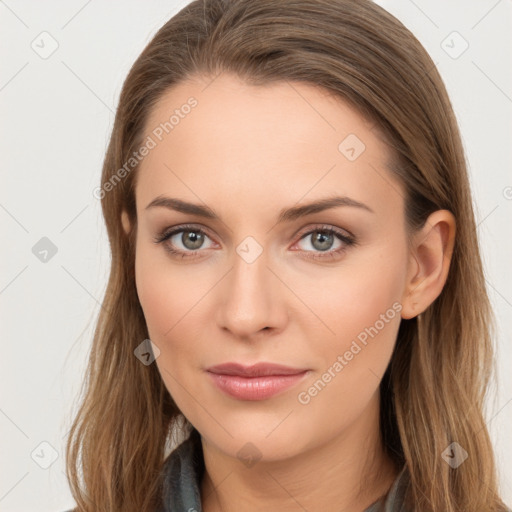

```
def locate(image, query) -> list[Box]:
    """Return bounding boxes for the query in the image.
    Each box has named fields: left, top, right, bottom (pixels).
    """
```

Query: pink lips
left=206, top=362, right=309, bottom=401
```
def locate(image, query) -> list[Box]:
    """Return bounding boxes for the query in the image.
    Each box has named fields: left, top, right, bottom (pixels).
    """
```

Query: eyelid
left=292, top=223, right=355, bottom=243
left=154, top=223, right=215, bottom=242
left=155, top=223, right=353, bottom=245
left=154, top=222, right=356, bottom=259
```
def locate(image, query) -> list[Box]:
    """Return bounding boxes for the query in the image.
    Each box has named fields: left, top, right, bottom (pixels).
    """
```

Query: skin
left=121, top=72, right=456, bottom=512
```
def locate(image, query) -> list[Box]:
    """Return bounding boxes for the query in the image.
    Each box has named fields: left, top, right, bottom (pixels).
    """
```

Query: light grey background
left=1, top=1, right=510, bottom=511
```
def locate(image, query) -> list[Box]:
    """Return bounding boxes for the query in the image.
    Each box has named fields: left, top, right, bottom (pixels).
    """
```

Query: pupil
left=313, top=231, right=333, bottom=251
left=183, top=231, right=203, bottom=250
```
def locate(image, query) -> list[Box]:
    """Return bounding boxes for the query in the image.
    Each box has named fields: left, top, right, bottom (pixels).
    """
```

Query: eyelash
left=152, top=223, right=357, bottom=262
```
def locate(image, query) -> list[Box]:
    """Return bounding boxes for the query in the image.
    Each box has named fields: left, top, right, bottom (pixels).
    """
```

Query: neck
left=200, top=393, right=399, bottom=512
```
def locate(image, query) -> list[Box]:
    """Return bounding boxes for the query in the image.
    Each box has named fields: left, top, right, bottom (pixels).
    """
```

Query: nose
left=215, top=245, right=288, bottom=341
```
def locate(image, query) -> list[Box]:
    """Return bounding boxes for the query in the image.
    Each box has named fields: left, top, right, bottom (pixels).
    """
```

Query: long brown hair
left=65, top=1, right=508, bottom=510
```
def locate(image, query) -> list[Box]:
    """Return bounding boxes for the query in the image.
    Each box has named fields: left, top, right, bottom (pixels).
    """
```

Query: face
left=126, top=72, right=412, bottom=462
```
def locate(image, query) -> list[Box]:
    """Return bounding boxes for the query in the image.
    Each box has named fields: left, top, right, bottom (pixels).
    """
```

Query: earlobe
left=121, top=210, right=132, bottom=235
left=401, top=210, right=456, bottom=319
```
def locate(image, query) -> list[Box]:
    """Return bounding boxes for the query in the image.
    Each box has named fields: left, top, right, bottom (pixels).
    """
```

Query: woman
left=64, top=0, right=510, bottom=511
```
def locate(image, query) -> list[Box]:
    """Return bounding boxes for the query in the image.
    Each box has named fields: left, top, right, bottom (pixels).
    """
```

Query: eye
left=152, top=224, right=216, bottom=259
left=153, top=223, right=357, bottom=261
left=292, top=225, right=357, bottom=261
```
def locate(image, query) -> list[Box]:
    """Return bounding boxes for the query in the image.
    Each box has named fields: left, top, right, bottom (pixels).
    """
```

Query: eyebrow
left=145, top=194, right=374, bottom=222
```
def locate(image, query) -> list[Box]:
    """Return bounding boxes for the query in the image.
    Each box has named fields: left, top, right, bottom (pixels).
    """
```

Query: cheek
left=134, top=247, right=204, bottom=408
left=293, top=243, right=405, bottom=402
left=292, top=242, right=406, bottom=347
left=293, top=276, right=403, bottom=440
left=134, top=243, right=213, bottom=376
left=134, top=241, right=202, bottom=339
left=135, top=248, right=171, bottom=337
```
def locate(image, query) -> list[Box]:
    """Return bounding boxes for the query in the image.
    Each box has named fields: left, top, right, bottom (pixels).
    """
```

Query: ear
left=400, top=209, right=456, bottom=319
left=121, top=210, right=132, bottom=236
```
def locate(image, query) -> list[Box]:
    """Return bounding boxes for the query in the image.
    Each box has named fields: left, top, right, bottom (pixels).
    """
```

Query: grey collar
left=159, top=430, right=410, bottom=512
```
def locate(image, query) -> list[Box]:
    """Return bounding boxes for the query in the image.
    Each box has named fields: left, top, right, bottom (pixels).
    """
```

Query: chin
left=195, top=414, right=315, bottom=464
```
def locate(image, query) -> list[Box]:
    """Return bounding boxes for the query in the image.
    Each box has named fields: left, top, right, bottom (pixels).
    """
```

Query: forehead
left=136, top=72, right=402, bottom=218
left=143, top=73, right=379, bottom=155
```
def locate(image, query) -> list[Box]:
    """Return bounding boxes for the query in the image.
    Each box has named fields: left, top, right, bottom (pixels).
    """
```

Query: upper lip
left=206, top=362, right=308, bottom=377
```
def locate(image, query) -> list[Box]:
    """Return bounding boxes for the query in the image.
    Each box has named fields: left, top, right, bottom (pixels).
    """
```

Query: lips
left=206, top=362, right=308, bottom=377
left=205, top=362, right=310, bottom=400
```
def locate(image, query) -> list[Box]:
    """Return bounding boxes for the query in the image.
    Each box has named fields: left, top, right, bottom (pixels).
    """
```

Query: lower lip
left=206, top=371, right=309, bottom=401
